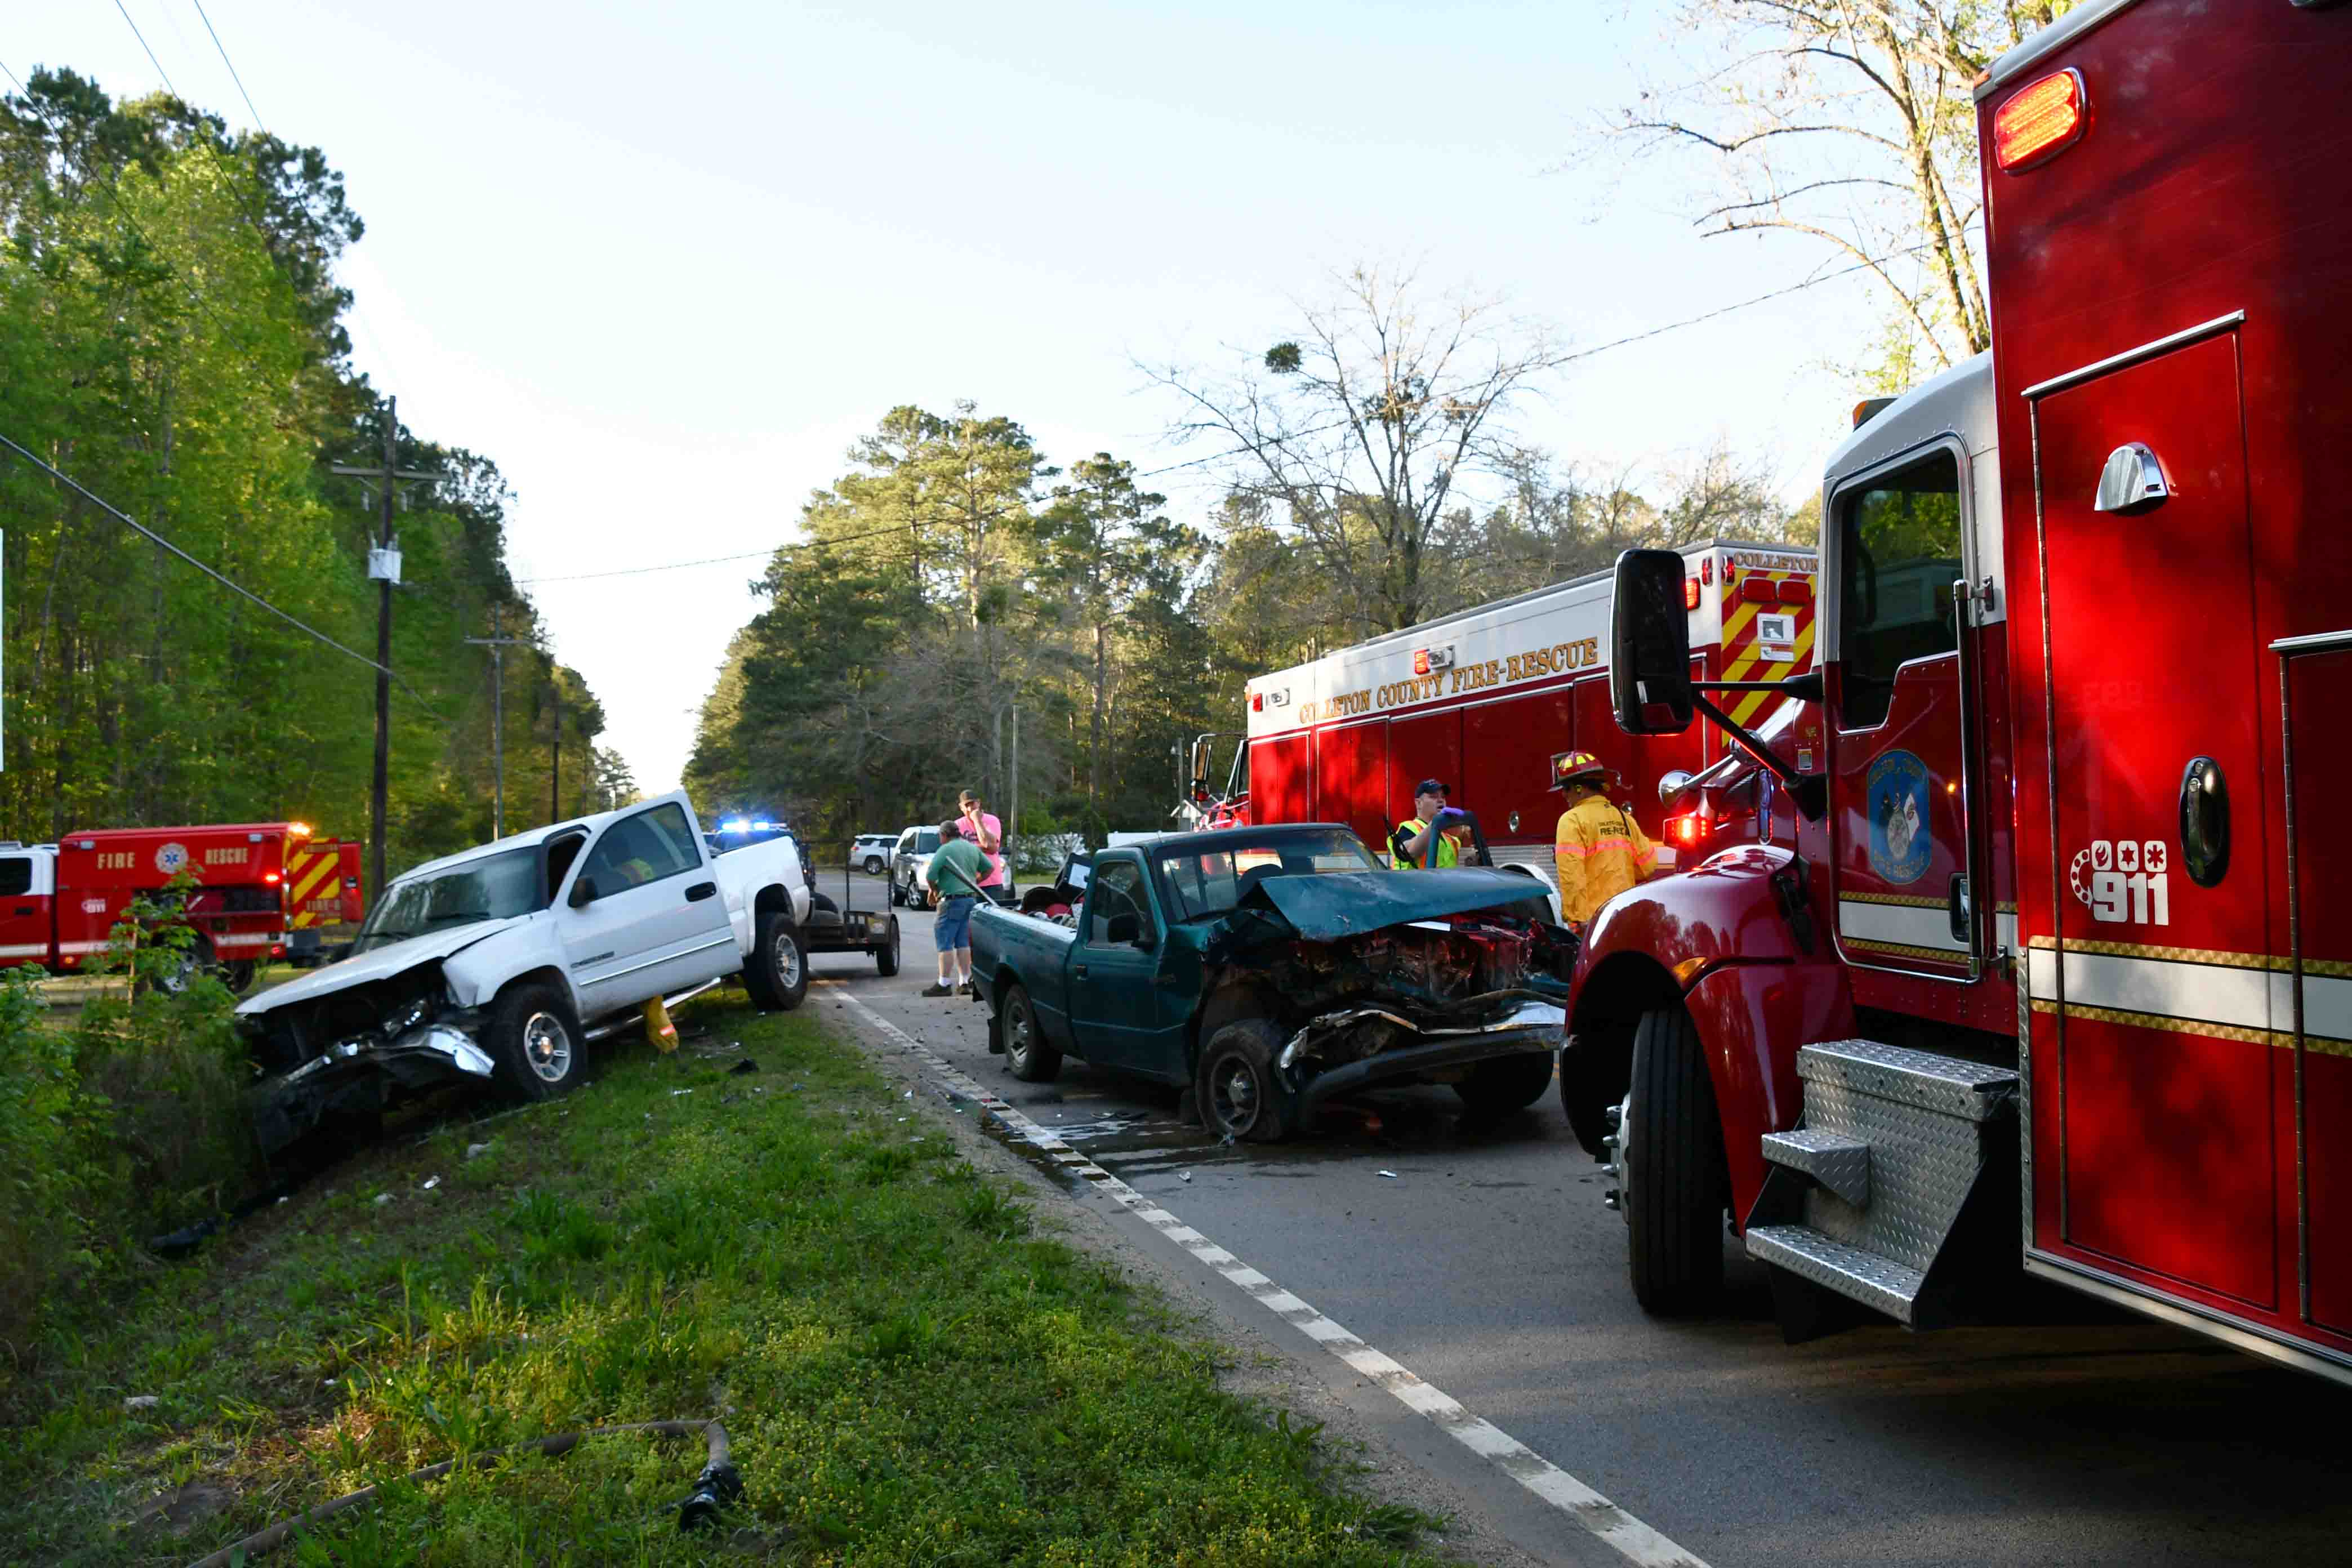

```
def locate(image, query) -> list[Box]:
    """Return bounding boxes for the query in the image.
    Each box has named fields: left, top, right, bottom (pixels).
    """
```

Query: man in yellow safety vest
left=1550, top=750, right=1659, bottom=933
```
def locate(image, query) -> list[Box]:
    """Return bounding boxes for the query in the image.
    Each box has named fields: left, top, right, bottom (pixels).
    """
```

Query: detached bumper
left=250, top=1017, right=492, bottom=1155
left=1287, top=999, right=1565, bottom=1113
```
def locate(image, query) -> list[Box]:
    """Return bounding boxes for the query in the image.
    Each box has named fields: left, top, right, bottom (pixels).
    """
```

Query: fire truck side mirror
left=1611, top=549, right=1696, bottom=735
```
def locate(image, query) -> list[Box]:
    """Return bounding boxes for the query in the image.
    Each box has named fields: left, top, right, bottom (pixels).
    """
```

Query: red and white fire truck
left=1566, top=0, right=2352, bottom=1383
left=0, top=821, right=317, bottom=990
left=1199, top=538, right=1819, bottom=911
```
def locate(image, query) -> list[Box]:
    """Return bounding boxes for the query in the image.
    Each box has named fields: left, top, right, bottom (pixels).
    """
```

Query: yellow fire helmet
left=1549, top=750, right=1608, bottom=791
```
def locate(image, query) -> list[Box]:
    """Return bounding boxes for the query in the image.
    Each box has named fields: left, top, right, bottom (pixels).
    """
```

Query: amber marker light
left=1994, top=69, right=2086, bottom=171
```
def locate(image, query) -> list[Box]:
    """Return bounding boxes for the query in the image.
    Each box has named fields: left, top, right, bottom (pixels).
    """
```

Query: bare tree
left=1603, top=1, right=2072, bottom=381
left=1145, top=264, right=1567, bottom=634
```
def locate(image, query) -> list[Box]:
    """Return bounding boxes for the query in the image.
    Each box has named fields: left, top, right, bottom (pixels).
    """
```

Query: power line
left=189, top=0, right=264, bottom=130
left=1554, top=242, right=1939, bottom=368
left=0, top=429, right=445, bottom=717
left=110, top=0, right=183, bottom=101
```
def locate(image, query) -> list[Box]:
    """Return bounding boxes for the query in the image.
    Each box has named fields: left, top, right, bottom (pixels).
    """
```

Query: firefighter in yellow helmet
left=1550, top=751, right=1659, bottom=934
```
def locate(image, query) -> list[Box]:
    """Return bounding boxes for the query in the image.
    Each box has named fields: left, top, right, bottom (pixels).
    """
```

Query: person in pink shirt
left=958, top=790, right=1005, bottom=898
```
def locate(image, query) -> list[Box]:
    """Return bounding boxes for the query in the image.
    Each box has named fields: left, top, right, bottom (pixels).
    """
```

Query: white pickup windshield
left=355, top=847, right=541, bottom=952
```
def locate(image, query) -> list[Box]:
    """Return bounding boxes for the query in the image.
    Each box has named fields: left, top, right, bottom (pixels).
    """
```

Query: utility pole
left=464, top=605, right=522, bottom=838
left=549, top=679, right=561, bottom=825
left=331, top=397, right=440, bottom=902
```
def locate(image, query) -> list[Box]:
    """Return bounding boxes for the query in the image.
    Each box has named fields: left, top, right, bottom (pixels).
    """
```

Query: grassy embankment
left=3, top=988, right=1461, bottom=1566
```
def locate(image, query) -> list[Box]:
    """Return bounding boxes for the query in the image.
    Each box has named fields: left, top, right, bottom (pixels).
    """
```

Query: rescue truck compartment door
left=2029, top=328, right=2276, bottom=1310
left=0, top=849, right=52, bottom=964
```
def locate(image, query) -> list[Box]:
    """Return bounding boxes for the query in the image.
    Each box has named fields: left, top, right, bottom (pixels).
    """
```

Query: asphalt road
left=808, top=872, right=2352, bottom=1568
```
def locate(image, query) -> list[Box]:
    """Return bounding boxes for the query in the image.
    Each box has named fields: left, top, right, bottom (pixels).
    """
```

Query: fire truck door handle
left=1947, top=875, right=1971, bottom=945
left=12, top=906, right=29, bottom=916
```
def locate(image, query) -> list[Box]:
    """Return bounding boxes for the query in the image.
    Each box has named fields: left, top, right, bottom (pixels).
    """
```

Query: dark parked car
left=970, top=823, right=1573, bottom=1142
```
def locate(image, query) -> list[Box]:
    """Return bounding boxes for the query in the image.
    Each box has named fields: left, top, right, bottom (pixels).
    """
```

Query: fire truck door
left=1825, top=443, right=1978, bottom=977
left=2280, top=640, right=2352, bottom=1332
left=0, top=851, right=51, bottom=964
left=2029, top=329, right=2275, bottom=1308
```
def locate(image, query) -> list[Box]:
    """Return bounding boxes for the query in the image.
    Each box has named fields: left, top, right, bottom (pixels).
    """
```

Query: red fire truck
left=0, top=821, right=315, bottom=990
left=1202, top=538, right=1819, bottom=912
left=1565, top=0, right=2352, bottom=1383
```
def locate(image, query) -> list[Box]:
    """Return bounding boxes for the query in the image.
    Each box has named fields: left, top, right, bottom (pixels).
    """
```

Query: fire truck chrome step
left=1795, top=1039, right=2016, bottom=1121
left=1759, top=1128, right=1872, bottom=1206
left=1746, top=1224, right=1926, bottom=1323
left=1748, top=1040, right=2020, bottom=1335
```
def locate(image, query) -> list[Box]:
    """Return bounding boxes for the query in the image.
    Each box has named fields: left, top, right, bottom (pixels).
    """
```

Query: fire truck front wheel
left=223, top=961, right=257, bottom=995
left=1622, top=1006, right=1729, bottom=1315
left=486, top=981, right=585, bottom=1102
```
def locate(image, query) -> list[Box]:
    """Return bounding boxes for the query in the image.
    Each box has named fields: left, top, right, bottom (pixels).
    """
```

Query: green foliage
left=0, top=67, right=621, bottom=869
left=0, top=959, right=256, bottom=1367
left=1, top=996, right=1456, bottom=1566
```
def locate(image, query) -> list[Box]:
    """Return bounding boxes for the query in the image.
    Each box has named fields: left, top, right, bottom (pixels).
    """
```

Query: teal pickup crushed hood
left=1225, top=868, right=1551, bottom=946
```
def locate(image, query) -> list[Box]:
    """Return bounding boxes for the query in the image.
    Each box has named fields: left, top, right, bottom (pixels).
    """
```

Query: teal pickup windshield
left=1155, top=831, right=1381, bottom=922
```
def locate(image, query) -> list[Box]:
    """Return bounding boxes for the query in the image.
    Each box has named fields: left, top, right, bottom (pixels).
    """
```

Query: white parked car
left=852, top=833, right=898, bottom=875
left=889, top=824, right=941, bottom=910
left=237, top=791, right=812, bottom=1155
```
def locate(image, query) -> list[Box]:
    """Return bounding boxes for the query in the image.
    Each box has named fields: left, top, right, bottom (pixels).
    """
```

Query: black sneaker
left=959, top=981, right=977, bottom=997
left=919, top=983, right=954, bottom=998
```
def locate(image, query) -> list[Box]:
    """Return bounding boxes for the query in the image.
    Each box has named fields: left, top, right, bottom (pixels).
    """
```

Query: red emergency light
left=1776, top=579, right=1814, bottom=605
left=1251, top=692, right=1263, bottom=712
left=1739, top=576, right=1778, bottom=604
left=1683, top=578, right=1702, bottom=611
left=1413, top=649, right=1430, bottom=676
left=1994, top=69, right=2086, bottom=172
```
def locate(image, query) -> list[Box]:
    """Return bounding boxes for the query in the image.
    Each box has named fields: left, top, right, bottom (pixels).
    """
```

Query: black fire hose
left=185, top=1419, right=738, bottom=1567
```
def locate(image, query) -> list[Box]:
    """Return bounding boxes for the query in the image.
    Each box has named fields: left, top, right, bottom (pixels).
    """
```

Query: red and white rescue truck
left=0, top=821, right=318, bottom=990
left=282, top=835, right=366, bottom=967
left=1567, top=0, right=2352, bottom=1382
left=1192, top=538, right=1819, bottom=914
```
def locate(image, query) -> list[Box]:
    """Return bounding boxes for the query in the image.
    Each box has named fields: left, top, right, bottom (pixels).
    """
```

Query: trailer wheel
left=1453, top=1050, right=1554, bottom=1115
left=744, top=911, right=809, bottom=1013
left=1623, top=1006, right=1729, bottom=1315
left=1000, top=984, right=1061, bottom=1082
left=485, top=981, right=583, bottom=1102
left=876, top=916, right=902, bottom=977
left=1196, top=1019, right=1297, bottom=1143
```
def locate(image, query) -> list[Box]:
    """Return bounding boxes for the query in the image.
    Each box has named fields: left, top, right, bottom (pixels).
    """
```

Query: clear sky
left=14, top=1, right=1885, bottom=795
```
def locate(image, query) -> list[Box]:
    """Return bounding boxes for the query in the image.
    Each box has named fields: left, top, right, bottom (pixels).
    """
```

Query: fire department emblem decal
left=153, top=842, right=189, bottom=876
left=1865, top=750, right=1932, bottom=885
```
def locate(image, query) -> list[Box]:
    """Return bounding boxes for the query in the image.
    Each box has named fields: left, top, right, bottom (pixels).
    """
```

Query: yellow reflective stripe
left=1556, top=838, right=1637, bottom=858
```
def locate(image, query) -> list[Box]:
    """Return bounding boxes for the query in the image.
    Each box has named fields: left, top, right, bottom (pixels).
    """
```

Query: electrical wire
left=0, top=430, right=446, bottom=717
left=110, top=0, right=183, bottom=101
left=189, top=0, right=264, bottom=130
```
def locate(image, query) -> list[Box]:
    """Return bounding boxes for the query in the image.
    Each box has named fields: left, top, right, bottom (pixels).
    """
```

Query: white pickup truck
left=236, top=791, right=812, bottom=1155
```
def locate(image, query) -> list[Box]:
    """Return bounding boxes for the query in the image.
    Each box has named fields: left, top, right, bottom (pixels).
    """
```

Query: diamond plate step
left=1796, top=1040, right=2017, bottom=1121
left=1761, top=1128, right=1872, bottom=1206
left=1747, top=1223, right=1926, bottom=1324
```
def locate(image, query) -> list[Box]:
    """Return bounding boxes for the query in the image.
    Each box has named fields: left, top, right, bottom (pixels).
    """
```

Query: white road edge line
left=822, top=982, right=1709, bottom=1568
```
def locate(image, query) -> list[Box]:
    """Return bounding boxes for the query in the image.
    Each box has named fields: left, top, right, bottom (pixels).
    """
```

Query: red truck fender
left=1561, top=843, right=1856, bottom=1228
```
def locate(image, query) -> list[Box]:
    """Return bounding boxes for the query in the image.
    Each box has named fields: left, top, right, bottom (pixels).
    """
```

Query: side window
left=1837, top=448, right=1963, bottom=729
left=0, top=857, right=30, bottom=898
left=544, top=831, right=589, bottom=901
left=581, top=803, right=699, bottom=893
left=1085, top=859, right=1154, bottom=947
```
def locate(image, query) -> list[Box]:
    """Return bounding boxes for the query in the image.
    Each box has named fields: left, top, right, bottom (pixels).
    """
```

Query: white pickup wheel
left=487, top=981, right=583, bottom=1102
left=745, top=911, right=809, bottom=1012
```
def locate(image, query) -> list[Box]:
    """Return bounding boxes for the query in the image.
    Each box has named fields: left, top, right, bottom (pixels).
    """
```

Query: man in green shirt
left=923, top=818, right=992, bottom=998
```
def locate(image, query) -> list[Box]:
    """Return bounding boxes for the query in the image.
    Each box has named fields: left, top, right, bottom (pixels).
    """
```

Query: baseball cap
left=1413, top=778, right=1449, bottom=797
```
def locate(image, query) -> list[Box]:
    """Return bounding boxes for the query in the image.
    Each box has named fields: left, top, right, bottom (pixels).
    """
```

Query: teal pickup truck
left=969, top=823, right=1573, bottom=1142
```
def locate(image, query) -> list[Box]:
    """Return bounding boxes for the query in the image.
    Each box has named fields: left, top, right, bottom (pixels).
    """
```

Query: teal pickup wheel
left=1000, top=983, right=1061, bottom=1083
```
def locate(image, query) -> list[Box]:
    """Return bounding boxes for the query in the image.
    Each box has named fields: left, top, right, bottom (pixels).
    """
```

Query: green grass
left=2, top=988, right=1460, bottom=1566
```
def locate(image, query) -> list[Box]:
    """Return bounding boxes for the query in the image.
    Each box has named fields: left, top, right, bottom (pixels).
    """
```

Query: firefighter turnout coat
left=1552, top=794, right=1659, bottom=927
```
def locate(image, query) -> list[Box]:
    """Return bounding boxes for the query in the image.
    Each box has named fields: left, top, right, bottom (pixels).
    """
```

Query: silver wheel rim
left=524, top=1010, right=573, bottom=1084
left=1006, top=998, right=1032, bottom=1064
left=1610, top=1090, right=1635, bottom=1228
left=772, top=930, right=801, bottom=988
left=1212, top=1057, right=1260, bottom=1135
